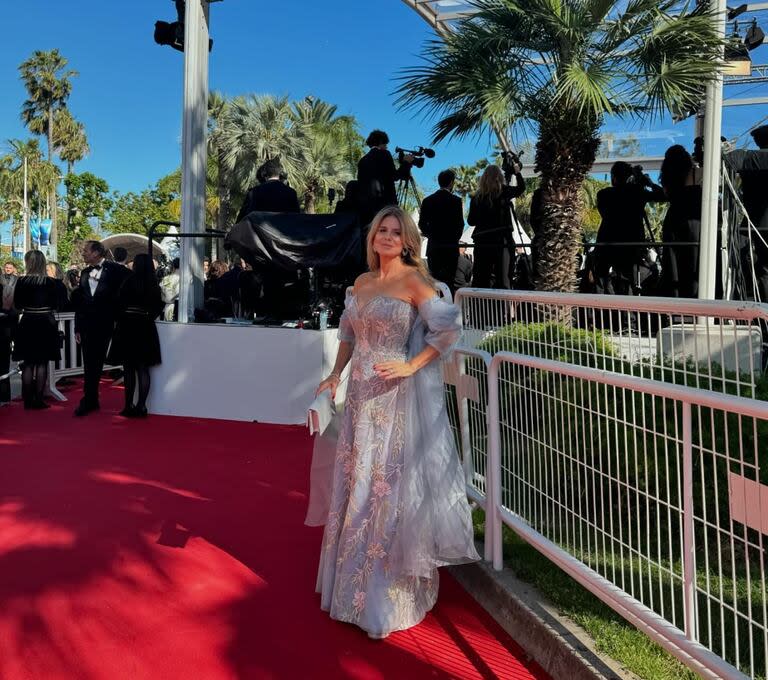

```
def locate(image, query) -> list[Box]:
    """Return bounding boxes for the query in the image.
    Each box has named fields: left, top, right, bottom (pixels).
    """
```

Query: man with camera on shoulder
left=594, top=161, right=665, bottom=295
left=356, top=130, right=415, bottom=226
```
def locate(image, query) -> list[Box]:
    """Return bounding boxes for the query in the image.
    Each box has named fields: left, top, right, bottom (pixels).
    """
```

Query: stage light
left=154, top=1, right=213, bottom=53
left=727, top=4, right=748, bottom=20
left=744, top=20, right=765, bottom=51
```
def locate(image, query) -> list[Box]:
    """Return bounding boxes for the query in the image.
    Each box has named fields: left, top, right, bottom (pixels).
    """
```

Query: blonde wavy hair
left=366, top=206, right=433, bottom=284
left=475, top=164, right=505, bottom=202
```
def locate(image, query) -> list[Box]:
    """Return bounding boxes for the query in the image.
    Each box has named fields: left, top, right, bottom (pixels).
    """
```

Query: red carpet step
left=0, top=381, right=549, bottom=680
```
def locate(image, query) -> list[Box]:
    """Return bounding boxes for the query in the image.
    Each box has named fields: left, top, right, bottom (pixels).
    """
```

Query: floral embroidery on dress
left=316, top=296, right=439, bottom=636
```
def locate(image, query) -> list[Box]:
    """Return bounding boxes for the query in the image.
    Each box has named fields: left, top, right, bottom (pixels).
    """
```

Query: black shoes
left=119, top=405, right=148, bottom=419
left=74, top=402, right=99, bottom=417
left=24, top=398, right=50, bottom=410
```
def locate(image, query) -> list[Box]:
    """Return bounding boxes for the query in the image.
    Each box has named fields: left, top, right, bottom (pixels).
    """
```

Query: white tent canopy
left=101, top=233, right=168, bottom=262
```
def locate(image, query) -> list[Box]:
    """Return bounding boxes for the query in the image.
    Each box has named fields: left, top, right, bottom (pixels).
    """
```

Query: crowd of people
left=590, top=125, right=768, bottom=301
left=0, top=241, right=165, bottom=416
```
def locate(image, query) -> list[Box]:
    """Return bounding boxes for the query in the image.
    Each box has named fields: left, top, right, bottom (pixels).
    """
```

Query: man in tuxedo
left=236, top=159, right=301, bottom=222
left=419, top=169, right=465, bottom=293
left=74, top=240, right=130, bottom=416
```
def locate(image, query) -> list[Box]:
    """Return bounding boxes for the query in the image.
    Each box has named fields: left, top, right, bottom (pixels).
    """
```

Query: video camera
left=500, top=150, right=523, bottom=183
left=395, top=146, right=436, bottom=169
left=628, top=164, right=652, bottom=186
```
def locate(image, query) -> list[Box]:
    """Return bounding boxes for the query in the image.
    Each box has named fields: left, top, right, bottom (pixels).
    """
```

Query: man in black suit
left=236, top=159, right=301, bottom=222
left=74, top=240, right=130, bottom=416
left=356, top=130, right=414, bottom=226
left=419, top=169, right=465, bottom=293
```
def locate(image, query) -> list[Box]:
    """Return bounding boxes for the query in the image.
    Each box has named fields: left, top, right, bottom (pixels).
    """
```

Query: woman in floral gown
left=315, top=206, right=479, bottom=638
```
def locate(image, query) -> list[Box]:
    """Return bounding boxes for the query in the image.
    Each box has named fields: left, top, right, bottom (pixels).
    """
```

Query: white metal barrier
left=447, top=288, right=768, bottom=679
left=454, top=288, right=768, bottom=397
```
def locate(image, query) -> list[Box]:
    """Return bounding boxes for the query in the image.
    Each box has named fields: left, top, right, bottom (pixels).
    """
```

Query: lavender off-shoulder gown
left=316, top=292, right=479, bottom=637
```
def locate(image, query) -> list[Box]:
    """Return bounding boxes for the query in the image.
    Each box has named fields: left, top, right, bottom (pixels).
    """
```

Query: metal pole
left=697, top=0, right=727, bottom=300
left=681, top=402, right=698, bottom=642
left=23, top=156, right=30, bottom=253
left=178, top=0, right=210, bottom=323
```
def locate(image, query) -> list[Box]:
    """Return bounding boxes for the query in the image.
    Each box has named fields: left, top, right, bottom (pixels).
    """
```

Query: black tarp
left=225, top=211, right=363, bottom=271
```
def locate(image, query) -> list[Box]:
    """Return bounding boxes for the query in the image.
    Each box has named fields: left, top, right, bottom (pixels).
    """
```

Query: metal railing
left=454, top=288, right=768, bottom=397
left=445, top=288, right=768, bottom=679
left=486, top=352, right=767, bottom=680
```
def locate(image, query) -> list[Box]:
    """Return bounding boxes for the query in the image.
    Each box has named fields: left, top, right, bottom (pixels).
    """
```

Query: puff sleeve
left=418, top=296, right=461, bottom=356
left=337, top=288, right=355, bottom=344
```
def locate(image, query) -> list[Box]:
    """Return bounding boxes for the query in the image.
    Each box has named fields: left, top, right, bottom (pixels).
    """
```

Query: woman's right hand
left=316, top=374, right=341, bottom=399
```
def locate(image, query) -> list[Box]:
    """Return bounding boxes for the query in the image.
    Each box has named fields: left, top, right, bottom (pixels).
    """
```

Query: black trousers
left=81, top=330, right=111, bottom=406
left=472, top=242, right=510, bottom=289
left=427, top=249, right=460, bottom=294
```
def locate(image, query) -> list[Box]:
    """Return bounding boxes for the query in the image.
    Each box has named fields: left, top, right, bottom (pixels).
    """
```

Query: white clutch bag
left=307, top=389, right=335, bottom=436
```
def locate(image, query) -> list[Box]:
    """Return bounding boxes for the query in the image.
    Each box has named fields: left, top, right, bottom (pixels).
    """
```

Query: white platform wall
left=150, top=322, right=344, bottom=424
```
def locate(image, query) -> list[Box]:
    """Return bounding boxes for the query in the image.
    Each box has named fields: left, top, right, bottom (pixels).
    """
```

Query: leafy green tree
left=398, top=0, right=724, bottom=292
left=104, top=185, right=177, bottom=236
left=64, top=172, right=110, bottom=233
left=60, top=172, right=109, bottom=265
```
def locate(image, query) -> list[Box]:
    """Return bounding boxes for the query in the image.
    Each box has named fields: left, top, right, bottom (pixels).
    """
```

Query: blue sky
left=1, top=0, right=766, bottom=233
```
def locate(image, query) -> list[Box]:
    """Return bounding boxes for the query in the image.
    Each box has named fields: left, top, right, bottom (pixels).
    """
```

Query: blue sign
left=30, top=218, right=52, bottom=247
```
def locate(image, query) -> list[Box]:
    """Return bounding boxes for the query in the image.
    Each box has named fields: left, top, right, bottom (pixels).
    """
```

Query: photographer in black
left=467, top=156, right=526, bottom=289
left=594, top=161, right=664, bottom=295
left=236, top=158, right=300, bottom=222
left=356, top=130, right=414, bottom=225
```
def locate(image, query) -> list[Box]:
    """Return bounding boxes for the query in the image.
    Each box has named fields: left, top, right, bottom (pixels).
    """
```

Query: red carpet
left=0, top=381, right=549, bottom=680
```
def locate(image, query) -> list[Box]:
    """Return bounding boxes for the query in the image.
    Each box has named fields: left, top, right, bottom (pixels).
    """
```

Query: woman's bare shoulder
left=352, top=272, right=373, bottom=293
left=403, top=269, right=437, bottom=304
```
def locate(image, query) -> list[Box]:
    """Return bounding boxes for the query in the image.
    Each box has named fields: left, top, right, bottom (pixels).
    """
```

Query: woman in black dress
left=12, top=250, right=67, bottom=409
left=659, top=145, right=702, bottom=298
left=108, top=254, right=163, bottom=417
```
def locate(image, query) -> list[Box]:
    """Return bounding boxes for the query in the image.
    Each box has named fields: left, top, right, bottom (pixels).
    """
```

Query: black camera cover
left=226, top=211, right=363, bottom=272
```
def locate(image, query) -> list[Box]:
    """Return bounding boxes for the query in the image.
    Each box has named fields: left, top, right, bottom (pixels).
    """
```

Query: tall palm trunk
left=532, top=114, right=601, bottom=294
left=304, top=186, right=317, bottom=214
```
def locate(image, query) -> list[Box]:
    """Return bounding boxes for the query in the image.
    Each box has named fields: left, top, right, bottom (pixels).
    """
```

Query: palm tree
left=0, top=139, right=60, bottom=251
left=19, top=49, right=78, bottom=163
left=53, top=109, right=89, bottom=175
left=289, top=97, right=360, bottom=213
left=207, top=91, right=233, bottom=234
left=216, top=94, right=304, bottom=205
left=453, top=159, right=489, bottom=201
left=398, top=0, right=724, bottom=292
left=18, top=49, right=78, bottom=253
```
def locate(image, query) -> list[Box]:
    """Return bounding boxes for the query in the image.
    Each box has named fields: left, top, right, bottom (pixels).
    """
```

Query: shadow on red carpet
left=0, top=380, right=549, bottom=680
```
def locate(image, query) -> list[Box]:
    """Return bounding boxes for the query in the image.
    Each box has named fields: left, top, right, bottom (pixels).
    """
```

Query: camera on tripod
left=395, top=146, right=436, bottom=169
left=500, top=150, right=523, bottom=182
left=628, top=164, right=651, bottom=186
